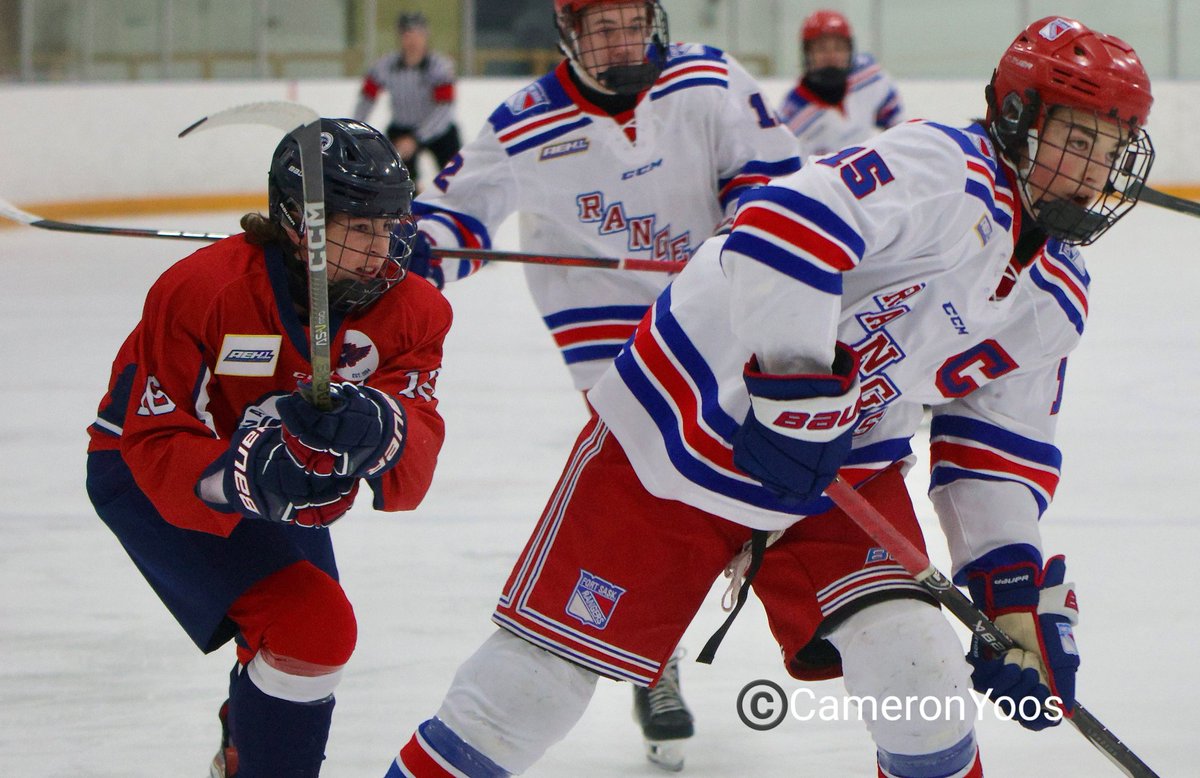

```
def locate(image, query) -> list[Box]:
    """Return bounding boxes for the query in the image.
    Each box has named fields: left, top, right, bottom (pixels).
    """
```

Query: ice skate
left=633, top=652, right=694, bottom=772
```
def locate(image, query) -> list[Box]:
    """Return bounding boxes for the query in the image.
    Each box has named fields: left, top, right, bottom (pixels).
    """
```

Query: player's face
left=1025, top=107, right=1127, bottom=210
left=806, top=36, right=852, bottom=71
left=325, top=214, right=402, bottom=284
left=576, top=2, right=652, bottom=77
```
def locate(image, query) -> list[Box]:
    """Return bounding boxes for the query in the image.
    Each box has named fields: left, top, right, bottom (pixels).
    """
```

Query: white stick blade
left=0, top=197, right=42, bottom=226
left=178, top=101, right=321, bottom=138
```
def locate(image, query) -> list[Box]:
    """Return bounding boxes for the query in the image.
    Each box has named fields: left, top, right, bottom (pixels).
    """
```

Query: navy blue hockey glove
left=277, top=382, right=407, bottom=480
left=964, top=545, right=1080, bottom=731
left=404, top=229, right=444, bottom=289
left=204, top=424, right=359, bottom=528
left=732, top=342, right=860, bottom=506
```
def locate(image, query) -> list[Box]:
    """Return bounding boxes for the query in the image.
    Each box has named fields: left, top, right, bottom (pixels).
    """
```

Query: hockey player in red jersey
left=384, top=16, right=1153, bottom=777
left=86, top=118, right=451, bottom=777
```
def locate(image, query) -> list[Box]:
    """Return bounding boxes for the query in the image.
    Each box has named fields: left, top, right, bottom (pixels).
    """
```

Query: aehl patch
left=565, top=570, right=626, bottom=629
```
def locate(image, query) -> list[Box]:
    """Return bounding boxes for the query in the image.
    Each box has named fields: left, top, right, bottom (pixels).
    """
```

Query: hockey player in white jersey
left=778, top=9, right=904, bottom=156
left=404, top=1, right=799, bottom=769
left=384, top=15, right=1154, bottom=777
left=408, top=0, right=800, bottom=393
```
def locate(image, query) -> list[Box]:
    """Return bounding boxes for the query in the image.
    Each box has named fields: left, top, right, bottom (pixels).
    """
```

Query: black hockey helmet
left=267, top=118, right=416, bottom=313
left=268, top=118, right=413, bottom=226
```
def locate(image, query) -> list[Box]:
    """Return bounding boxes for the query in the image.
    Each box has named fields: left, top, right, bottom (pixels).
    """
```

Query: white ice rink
left=1, top=204, right=1195, bottom=777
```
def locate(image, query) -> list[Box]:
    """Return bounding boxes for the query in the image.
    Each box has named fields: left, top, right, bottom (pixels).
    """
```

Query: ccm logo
left=771, top=407, right=856, bottom=431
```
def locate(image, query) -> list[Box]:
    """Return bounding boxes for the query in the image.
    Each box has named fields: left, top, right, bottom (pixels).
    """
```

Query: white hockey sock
left=827, top=599, right=976, bottom=761
left=434, top=629, right=598, bottom=774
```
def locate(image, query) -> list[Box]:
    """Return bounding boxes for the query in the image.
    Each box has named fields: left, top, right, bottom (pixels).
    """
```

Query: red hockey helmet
left=800, top=10, right=853, bottom=44
left=988, top=16, right=1151, bottom=133
left=554, top=0, right=668, bottom=95
left=986, top=17, right=1154, bottom=245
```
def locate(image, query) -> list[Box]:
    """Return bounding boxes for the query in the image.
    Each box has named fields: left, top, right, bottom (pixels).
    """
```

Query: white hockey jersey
left=778, top=54, right=904, bottom=157
left=415, top=44, right=801, bottom=390
left=589, top=121, right=1088, bottom=574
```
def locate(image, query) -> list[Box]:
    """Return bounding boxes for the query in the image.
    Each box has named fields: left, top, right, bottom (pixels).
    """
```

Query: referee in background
left=353, top=12, right=461, bottom=188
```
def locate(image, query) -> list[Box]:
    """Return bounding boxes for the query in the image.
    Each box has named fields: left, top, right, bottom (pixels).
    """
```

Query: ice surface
left=0, top=205, right=1194, bottom=776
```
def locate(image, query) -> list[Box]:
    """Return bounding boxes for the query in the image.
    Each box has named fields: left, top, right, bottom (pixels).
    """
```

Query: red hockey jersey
left=88, top=235, right=451, bottom=537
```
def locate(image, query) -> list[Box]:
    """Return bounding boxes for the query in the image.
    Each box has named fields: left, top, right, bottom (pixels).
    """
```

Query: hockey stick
left=1131, top=183, right=1200, bottom=219
left=0, top=199, right=687, bottom=274
left=179, top=102, right=333, bottom=410
left=824, top=477, right=1159, bottom=778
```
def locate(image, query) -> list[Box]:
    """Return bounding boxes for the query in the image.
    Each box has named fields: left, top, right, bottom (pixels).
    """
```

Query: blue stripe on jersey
left=930, top=466, right=1050, bottom=515
left=964, top=179, right=1013, bottom=230
left=650, top=290, right=741, bottom=442
left=782, top=88, right=812, bottom=113
left=925, top=122, right=996, bottom=169
left=931, top=414, right=1062, bottom=470
left=1029, top=264, right=1086, bottom=335
left=506, top=116, right=594, bottom=156
left=925, top=122, right=1013, bottom=230
left=723, top=231, right=844, bottom=294
left=876, top=89, right=901, bottom=127
left=729, top=157, right=804, bottom=181
left=651, top=77, right=728, bottom=101
left=1045, top=240, right=1090, bottom=287
left=848, top=72, right=882, bottom=93
left=562, top=343, right=625, bottom=365
left=845, top=437, right=913, bottom=467
left=543, top=305, right=647, bottom=329
left=759, top=187, right=867, bottom=260
left=412, top=202, right=494, bottom=248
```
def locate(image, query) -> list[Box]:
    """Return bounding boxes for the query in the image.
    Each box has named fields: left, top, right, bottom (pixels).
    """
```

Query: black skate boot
left=633, top=651, right=695, bottom=771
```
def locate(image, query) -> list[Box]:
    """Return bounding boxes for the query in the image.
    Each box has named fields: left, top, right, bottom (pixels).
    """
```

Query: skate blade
left=645, top=739, right=687, bottom=772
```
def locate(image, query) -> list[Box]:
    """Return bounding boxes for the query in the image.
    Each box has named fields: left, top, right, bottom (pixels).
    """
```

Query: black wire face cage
left=558, top=0, right=669, bottom=95
left=325, top=213, right=416, bottom=314
left=1018, top=108, right=1155, bottom=246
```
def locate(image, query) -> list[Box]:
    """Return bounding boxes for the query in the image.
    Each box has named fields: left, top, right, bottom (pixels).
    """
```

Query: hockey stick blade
left=178, top=100, right=319, bottom=139
left=1130, top=183, right=1200, bottom=219
left=825, top=478, right=1160, bottom=778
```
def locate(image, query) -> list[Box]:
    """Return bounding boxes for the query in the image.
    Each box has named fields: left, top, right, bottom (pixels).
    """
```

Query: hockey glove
left=732, top=342, right=860, bottom=506
left=964, top=545, right=1080, bottom=731
left=204, top=424, right=359, bottom=528
left=404, top=229, right=444, bottom=289
left=277, top=383, right=407, bottom=480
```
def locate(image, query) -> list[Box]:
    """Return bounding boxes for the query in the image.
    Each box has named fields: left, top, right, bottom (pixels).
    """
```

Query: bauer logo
left=539, top=138, right=590, bottom=161
left=216, top=334, right=282, bottom=377
left=565, top=570, right=626, bottom=629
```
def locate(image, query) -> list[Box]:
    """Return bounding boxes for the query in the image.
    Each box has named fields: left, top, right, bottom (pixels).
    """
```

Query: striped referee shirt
left=354, top=51, right=457, bottom=142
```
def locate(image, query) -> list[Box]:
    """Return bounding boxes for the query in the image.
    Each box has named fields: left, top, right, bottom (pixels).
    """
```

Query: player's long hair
left=240, top=212, right=289, bottom=247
